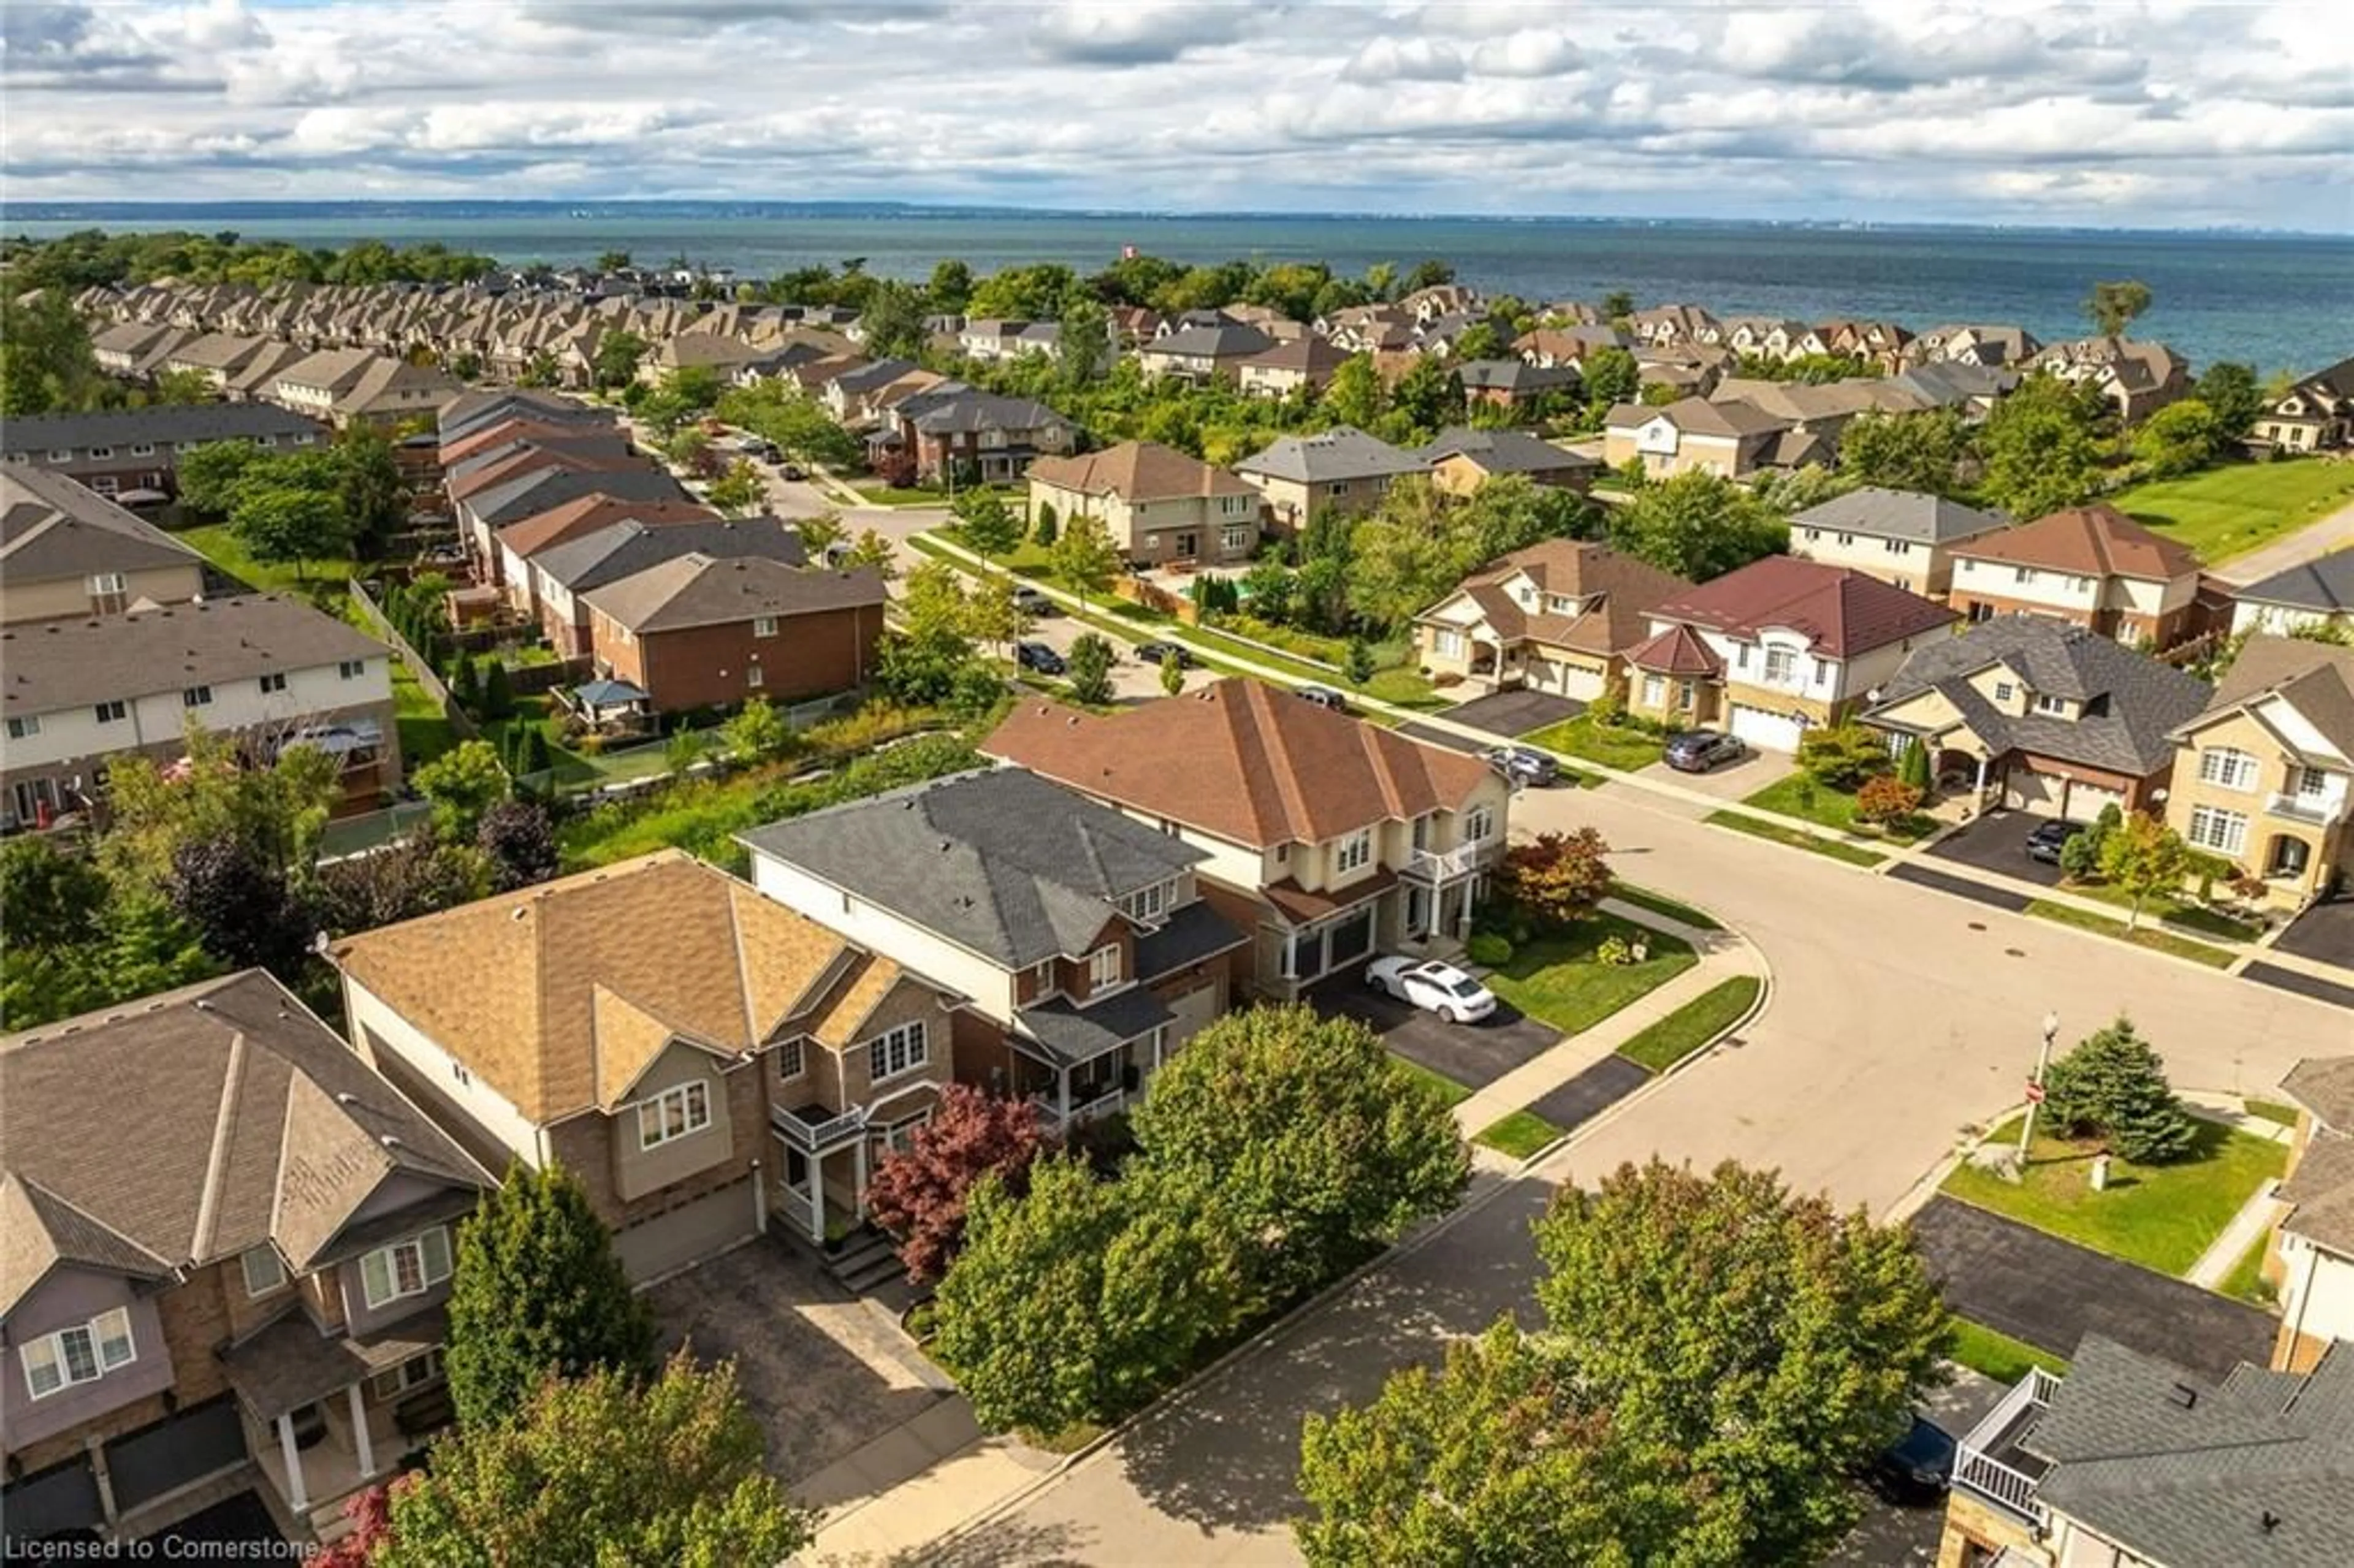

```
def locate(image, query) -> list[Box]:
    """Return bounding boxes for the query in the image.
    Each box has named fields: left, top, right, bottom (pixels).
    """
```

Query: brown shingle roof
left=1627, top=622, right=1725, bottom=676
left=446, top=441, right=641, bottom=503
left=1, top=466, right=207, bottom=585
left=1951, top=503, right=2202, bottom=581
left=983, top=678, right=1491, bottom=849
left=1449, top=540, right=1697, bottom=658
left=495, top=495, right=720, bottom=561
left=1648, top=555, right=1957, bottom=659
left=330, top=853, right=852, bottom=1124
left=2279, top=1128, right=2354, bottom=1257
left=2187, top=636, right=2354, bottom=757
left=1024, top=441, right=1257, bottom=503
left=2285, top=1056, right=2354, bottom=1132
left=1604, top=396, right=1791, bottom=440
left=581, top=554, right=886, bottom=633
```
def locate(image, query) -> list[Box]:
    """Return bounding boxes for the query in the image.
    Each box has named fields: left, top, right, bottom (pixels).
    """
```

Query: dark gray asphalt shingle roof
left=1236, top=426, right=1428, bottom=484
left=1133, top=899, right=1249, bottom=981
left=738, top=768, right=1210, bottom=969
left=470, top=467, right=690, bottom=527
left=1015, top=988, right=1177, bottom=1068
left=531, top=516, right=809, bottom=593
left=1415, top=427, right=1597, bottom=474
left=2, top=402, right=324, bottom=454
left=2237, top=552, right=2354, bottom=615
left=1792, top=486, right=2013, bottom=547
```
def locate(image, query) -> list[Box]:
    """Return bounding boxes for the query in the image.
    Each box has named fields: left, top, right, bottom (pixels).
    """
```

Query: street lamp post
left=2017, top=1010, right=2062, bottom=1166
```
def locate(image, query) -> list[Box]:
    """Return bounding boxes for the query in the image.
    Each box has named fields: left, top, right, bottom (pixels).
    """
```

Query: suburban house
left=1788, top=487, right=2013, bottom=597
left=1861, top=614, right=2212, bottom=817
left=1600, top=397, right=1794, bottom=479
left=2255, top=357, right=2354, bottom=453
left=1938, top=1333, right=2353, bottom=1568
left=1886, top=359, right=2019, bottom=418
left=985, top=680, right=1512, bottom=997
left=1627, top=303, right=1720, bottom=346
left=0, top=594, right=398, bottom=832
left=461, top=470, right=695, bottom=584
left=0, top=468, right=208, bottom=624
left=2163, top=634, right=2354, bottom=906
left=1513, top=325, right=1628, bottom=368
left=1235, top=335, right=1352, bottom=401
left=1623, top=557, right=1960, bottom=750
left=2272, top=1055, right=2354, bottom=1374
left=741, top=767, right=1248, bottom=1135
left=1135, top=322, right=1277, bottom=383
left=1818, top=319, right=1916, bottom=370
left=1232, top=426, right=1428, bottom=534
left=0, top=971, right=491, bottom=1547
left=637, top=332, right=774, bottom=384
left=1914, top=323, right=2041, bottom=367
left=1414, top=539, right=1694, bottom=699
left=1946, top=504, right=2207, bottom=650
left=1414, top=427, right=1598, bottom=497
left=2231, top=552, right=2354, bottom=638
left=2028, top=337, right=2192, bottom=422
left=89, top=321, right=189, bottom=379
left=580, top=554, right=886, bottom=713
left=1455, top=360, right=1580, bottom=414
left=490, top=494, right=720, bottom=615
left=157, top=333, right=279, bottom=394
left=525, top=515, right=808, bottom=657
left=1023, top=441, right=1262, bottom=568
left=1, top=404, right=327, bottom=502
left=822, top=359, right=940, bottom=426
left=333, top=851, right=957, bottom=1274
left=873, top=386, right=1078, bottom=485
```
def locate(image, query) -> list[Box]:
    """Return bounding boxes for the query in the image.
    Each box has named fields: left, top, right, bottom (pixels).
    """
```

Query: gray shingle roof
left=1015, top=988, right=1178, bottom=1068
left=0, top=593, right=387, bottom=717
left=1, top=402, right=324, bottom=454
left=1864, top=614, right=2211, bottom=776
left=470, top=466, right=690, bottom=527
left=1132, top=899, right=1251, bottom=980
left=1235, top=426, right=1428, bottom=484
left=1792, top=486, right=2013, bottom=547
left=1416, top=427, right=1598, bottom=475
left=580, top=554, right=883, bottom=634
left=2026, top=1334, right=2354, bottom=1568
left=2236, top=552, right=2354, bottom=615
left=1, top=467, right=207, bottom=584
left=737, top=767, right=1214, bottom=969
left=530, top=516, right=809, bottom=593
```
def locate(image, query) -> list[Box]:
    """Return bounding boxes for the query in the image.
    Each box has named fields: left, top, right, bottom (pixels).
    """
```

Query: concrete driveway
left=1908, top=1197, right=2276, bottom=1380
left=649, top=1238, right=950, bottom=1487
left=1443, top=688, right=1582, bottom=737
left=1824, top=1367, right=2006, bottom=1567
left=1635, top=745, right=1796, bottom=802
left=1309, top=974, right=1561, bottom=1090
left=2275, top=897, right=2354, bottom=972
left=1926, top=810, right=2065, bottom=889
left=1006, top=611, right=1218, bottom=703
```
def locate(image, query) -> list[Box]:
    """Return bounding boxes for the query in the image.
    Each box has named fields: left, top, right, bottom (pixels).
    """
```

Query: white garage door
left=1534, top=657, right=1605, bottom=701
left=1161, top=980, right=1222, bottom=1056
left=2005, top=769, right=2063, bottom=816
left=2060, top=781, right=2127, bottom=823
left=1728, top=704, right=1805, bottom=754
left=614, top=1179, right=757, bottom=1284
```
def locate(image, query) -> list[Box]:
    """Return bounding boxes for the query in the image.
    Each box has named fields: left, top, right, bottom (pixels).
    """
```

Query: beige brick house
left=1024, top=441, right=1264, bottom=568
left=1946, top=504, right=2208, bottom=650
left=1232, top=426, right=1428, bottom=535
left=1412, top=539, right=1694, bottom=700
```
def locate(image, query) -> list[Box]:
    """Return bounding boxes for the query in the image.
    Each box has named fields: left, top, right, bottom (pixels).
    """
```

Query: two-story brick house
left=2163, top=635, right=2354, bottom=907
left=1023, top=441, right=1263, bottom=569
left=2, top=405, right=327, bottom=504
left=1788, top=487, right=2013, bottom=598
left=1413, top=539, right=1696, bottom=700
left=332, top=851, right=959, bottom=1274
left=0, top=468, right=209, bottom=625
left=1623, top=555, right=1959, bottom=752
left=1946, top=504, right=2208, bottom=650
left=741, top=767, right=1249, bottom=1135
left=525, top=516, right=809, bottom=657
left=985, top=680, right=1512, bottom=997
left=0, top=972, right=491, bottom=1548
left=581, top=554, right=886, bottom=713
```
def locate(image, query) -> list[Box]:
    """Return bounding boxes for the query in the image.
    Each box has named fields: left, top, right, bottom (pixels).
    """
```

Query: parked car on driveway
left=780, top=463, right=807, bottom=480
left=1011, top=585, right=1057, bottom=617
left=1295, top=685, right=1349, bottom=712
left=1364, top=956, right=1498, bottom=1024
left=1015, top=641, right=1065, bottom=676
left=2025, top=818, right=2088, bottom=865
left=1482, top=745, right=1560, bottom=788
left=1134, top=641, right=1197, bottom=669
left=1866, top=1414, right=1957, bottom=1505
left=1663, top=729, right=1745, bottom=774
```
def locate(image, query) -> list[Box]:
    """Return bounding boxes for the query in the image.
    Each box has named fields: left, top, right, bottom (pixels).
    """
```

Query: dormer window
left=243, top=1247, right=289, bottom=1297
left=1335, top=828, right=1373, bottom=874
left=360, top=1227, right=452, bottom=1311
left=1088, top=946, right=1122, bottom=989
left=2032, top=694, right=2066, bottom=717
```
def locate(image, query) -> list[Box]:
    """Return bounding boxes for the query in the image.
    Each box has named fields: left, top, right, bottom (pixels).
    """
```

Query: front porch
left=771, top=1100, right=872, bottom=1244
left=1011, top=987, right=1176, bottom=1133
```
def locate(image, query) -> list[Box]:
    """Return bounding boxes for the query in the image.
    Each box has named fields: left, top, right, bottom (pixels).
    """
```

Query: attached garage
left=1160, top=979, right=1222, bottom=1055
left=1529, top=655, right=1605, bottom=702
left=2059, top=780, right=2127, bottom=823
left=2, top=1456, right=105, bottom=1547
left=2004, top=767, right=2127, bottom=822
left=104, top=1397, right=248, bottom=1514
left=1728, top=704, right=1806, bottom=754
left=613, top=1179, right=757, bottom=1283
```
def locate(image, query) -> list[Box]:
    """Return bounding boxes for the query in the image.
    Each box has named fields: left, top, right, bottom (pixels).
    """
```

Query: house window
left=1735, top=644, right=1750, bottom=669
left=867, top=1019, right=928, bottom=1084
left=1221, top=525, right=1252, bottom=551
left=1836, top=531, right=1854, bottom=547
left=1119, top=878, right=1176, bottom=923
left=1335, top=828, right=1373, bottom=874
left=1327, top=481, right=1349, bottom=497
left=1763, top=648, right=1796, bottom=683
left=1887, top=540, right=1912, bottom=555
left=2198, top=748, right=2258, bottom=791
left=2032, top=694, right=2066, bottom=716
left=1547, top=594, right=1576, bottom=614
left=93, top=701, right=126, bottom=724
left=359, top=1227, right=454, bottom=1311
left=1993, top=682, right=2015, bottom=702
left=2292, top=766, right=2333, bottom=800
left=1802, top=527, right=1821, bottom=542
left=1464, top=804, right=1495, bottom=842
left=1678, top=679, right=1697, bottom=708
left=636, top=1081, right=712, bottom=1150
left=6, top=716, right=39, bottom=740
left=777, top=1037, right=806, bottom=1081
left=1642, top=674, right=1665, bottom=706
left=2013, top=566, right=2035, bottom=585
left=338, top=660, right=366, bottom=680
left=87, top=572, right=126, bottom=595
left=1088, top=945, right=1122, bottom=989
left=753, top=615, right=779, bottom=638
left=183, top=685, right=213, bottom=707
left=48, top=450, right=72, bottom=462
left=258, top=672, right=288, bottom=695
left=1434, top=630, right=1464, bottom=658
left=2187, top=805, right=2249, bottom=856
left=877, top=1109, right=932, bottom=1155
left=242, top=1247, right=288, bottom=1298
left=745, top=663, right=764, bottom=688
left=131, top=443, right=156, bottom=456
left=88, top=447, right=112, bottom=460
left=20, top=1309, right=136, bottom=1400
left=369, top=1349, right=445, bottom=1402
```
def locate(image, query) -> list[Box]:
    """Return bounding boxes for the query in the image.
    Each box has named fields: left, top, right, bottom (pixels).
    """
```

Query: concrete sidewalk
left=2187, top=1179, right=2284, bottom=1290
left=799, top=1402, right=1062, bottom=1565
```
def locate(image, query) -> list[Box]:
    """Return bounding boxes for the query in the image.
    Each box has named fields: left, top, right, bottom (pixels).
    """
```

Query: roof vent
left=336, top=1092, right=360, bottom=1105
left=511, top=905, right=528, bottom=921
left=379, top=1135, right=403, bottom=1149
left=2169, top=1382, right=2198, bottom=1409
left=2263, top=1511, right=2282, bottom=1534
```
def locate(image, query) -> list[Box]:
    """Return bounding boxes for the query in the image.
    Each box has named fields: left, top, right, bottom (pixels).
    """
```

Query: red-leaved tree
left=317, top=1477, right=410, bottom=1566
left=1496, top=828, right=1612, bottom=928
left=864, top=1086, right=1054, bottom=1285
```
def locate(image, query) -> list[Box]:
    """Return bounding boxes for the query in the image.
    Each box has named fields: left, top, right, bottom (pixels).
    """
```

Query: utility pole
left=2017, top=1010, right=2062, bottom=1166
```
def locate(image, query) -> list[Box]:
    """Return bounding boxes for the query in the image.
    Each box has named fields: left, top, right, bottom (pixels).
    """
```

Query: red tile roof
left=1626, top=623, right=1724, bottom=676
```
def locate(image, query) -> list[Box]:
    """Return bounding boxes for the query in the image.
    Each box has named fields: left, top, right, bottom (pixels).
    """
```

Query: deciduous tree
left=864, top=1086, right=1053, bottom=1285
left=1797, top=723, right=1894, bottom=790
left=1048, top=511, right=1120, bottom=608
left=1495, top=828, right=1613, bottom=927
left=1978, top=374, right=2106, bottom=519
left=2084, top=279, right=2154, bottom=337
left=1320, top=354, right=1387, bottom=430
left=1607, top=470, right=1787, bottom=582
left=476, top=798, right=559, bottom=891
left=411, top=739, right=508, bottom=839
left=706, top=456, right=766, bottom=515
left=592, top=329, right=648, bottom=390
left=953, top=489, right=1023, bottom=557
left=231, top=484, right=354, bottom=580
left=794, top=509, right=845, bottom=560
left=2132, top=398, right=2224, bottom=479
left=1065, top=632, right=1116, bottom=704
left=844, top=527, right=898, bottom=581
left=2097, top=810, right=2193, bottom=931
left=2194, top=362, right=2263, bottom=439
left=721, top=695, right=796, bottom=762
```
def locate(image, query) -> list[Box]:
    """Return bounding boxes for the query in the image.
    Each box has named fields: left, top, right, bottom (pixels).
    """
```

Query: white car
left=1365, top=956, right=1498, bottom=1024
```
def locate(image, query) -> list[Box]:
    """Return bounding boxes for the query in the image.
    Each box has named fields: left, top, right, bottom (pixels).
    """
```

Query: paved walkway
left=801, top=1404, right=1062, bottom=1564
left=2187, top=1179, right=2284, bottom=1290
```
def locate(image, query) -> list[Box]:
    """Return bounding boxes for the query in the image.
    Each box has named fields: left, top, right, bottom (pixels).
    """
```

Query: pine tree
left=1899, top=738, right=1931, bottom=792
left=2037, top=1016, right=2196, bottom=1163
left=524, top=727, right=552, bottom=777
left=445, top=1163, right=656, bottom=1430
left=449, top=655, right=481, bottom=713
left=481, top=659, right=515, bottom=720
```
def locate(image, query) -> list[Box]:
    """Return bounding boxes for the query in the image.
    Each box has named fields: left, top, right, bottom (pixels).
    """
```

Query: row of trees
left=1, top=229, right=500, bottom=293
left=177, top=425, right=409, bottom=568
left=0, top=289, right=219, bottom=417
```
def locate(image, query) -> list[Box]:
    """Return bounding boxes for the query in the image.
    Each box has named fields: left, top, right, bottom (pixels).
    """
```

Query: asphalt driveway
left=1525, top=1055, right=1652, bottom=1133
left=1636, top=747, right=1795, bottom=802
left=1908, top=1197, right=2276, bottom=1380
left=1927, top=810, right=2064, bottom=889
left=2275, top=897, right=2354, bottom=972
left=1444, top=688, right=1582, bottom=737
left=1309, top=975, right=1561, bottom=1089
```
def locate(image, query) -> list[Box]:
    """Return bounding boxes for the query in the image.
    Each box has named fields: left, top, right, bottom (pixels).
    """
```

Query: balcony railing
left=772, top=1102, right=867, bottom=1152
left=1951, top=1365, right=2061, bottom=1525
left=1031, top=1086, right=1125, bottom=1132
left=2266, top=790, right=2348, bottom=826
left=1402, top=840, right=1491, bottom=883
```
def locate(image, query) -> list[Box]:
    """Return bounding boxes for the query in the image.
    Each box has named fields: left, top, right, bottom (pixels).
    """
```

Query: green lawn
left=1743, top=773, right=1932, bottom=843
left=938, top=524, right=1054, bottom=574
left=1607, top=881, right=1724, bottom=932
left=1480, top=915, right=1696, bottom=1035
left=2052, top=877, right=2263, bottom=943
left=1705, top=810, right=1888, bottom=866
left=390, top=661, right=459, bottom=768
left=1474, top=1111, right=1564, bottom=1160
left=1943, top=1114, right=2289, bottom=1276
left=2245, top=1099, right=2301, bottom=1128
left=1391, top=1054, right=1472, bottom=1110
left=2023, top=899, right=2237, bottom=969
left=855, top=484, right=956, bottom=508
left=1524, top=714, right=1666, bottom=772
left=1615, top=976, right=1762, bottom=1074
left=2219, top=1234, right=2277, bottom=1306
left=2110, top=459, right=2354, bottom=565
left=1948, top=1319, right=2071, bottom=1384
left=180, top=523, right=358, bottom=599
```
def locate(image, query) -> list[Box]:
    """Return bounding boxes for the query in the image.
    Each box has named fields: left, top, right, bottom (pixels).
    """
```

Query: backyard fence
left=346, top=577, right=482, bottom=743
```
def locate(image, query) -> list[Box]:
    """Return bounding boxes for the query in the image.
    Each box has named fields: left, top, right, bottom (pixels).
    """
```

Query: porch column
left=346, top=1382, right=376, bottom=1480
left=1059, top=1070, right=1072, bottom=1130
left=807, top=1154, right=823, bottom=1239
left=851, top=1139, right=868, bottom=1221
left=1974, top=754, right=1990, bottom=795
left=276, top=1412, right=310, bottom=1513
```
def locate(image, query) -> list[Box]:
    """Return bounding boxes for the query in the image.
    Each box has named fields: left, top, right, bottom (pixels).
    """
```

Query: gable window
left=93, top=701, right=127, bottom=724
left=1464, top=804, right=1495, bottom=843
left=6, top=716, right=39, bottom=740
left=867, top=1019, right=928, bottom=1084
left=20, top=1309, right=135, bottom=1399
left=88, top=573, right=126, bottom=596
left=1763, top=648, right=1797, bottom=683
left=777, top=1037, right=806, bottom=1081
left=370, top=1348, right=445, bottom=1402
left=1088, top=945, right=1122, bottom=989
left=636, top=1081, right=712, bottom=1150
left=752, top=615, right=779, bottom=639
left=88, top=447, right=112, bottom=460
left=360, top=1228, right=454, bottom=1311
left=2198, top=748, right=2258, bottom=791
left=258, top=672, right=288, bottom=695
left=1546, top=594, right=1576, bottom=614
left=1836, top=531, right=1855, bottom=547
left=183, top=685, right=213, bottom=708
left=1993, top=682, right=2016, bottom=702
left=2032, top=694, right=2066, bottom=717
left=2187, top=805, right=2248, bottom=856
left=1119, top=878, right=1177, bottom=923
left=338, top=660, right=367, bottom=680
left=1335, top=828, right=1373, bottom=874
left=242, top=1246, right=288, bottom=1298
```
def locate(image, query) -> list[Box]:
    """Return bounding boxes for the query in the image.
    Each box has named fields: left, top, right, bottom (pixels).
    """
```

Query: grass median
left=1948, top=1319, right=2070, bottom=1383
left=2022, top=899, right=2236, bottom=969
left=1614, top=976, right=1762, bottom=1075
left=1474, top=1110, right=1564, bottom=1160
left=1705, top=810, right=1888, bottom=867
left=1608, top=881, right=1724, bottom=932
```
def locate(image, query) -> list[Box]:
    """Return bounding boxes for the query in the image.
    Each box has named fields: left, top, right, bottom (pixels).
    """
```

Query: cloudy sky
left=4, top=0, right=2348, bottom=229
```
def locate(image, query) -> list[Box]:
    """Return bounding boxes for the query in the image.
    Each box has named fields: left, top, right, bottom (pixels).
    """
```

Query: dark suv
left=1015, top=641, right=1067, bottom=676
left=1663, top=730, right=1745, bottom=774
left=2025, top=819, right=2087, bottom=865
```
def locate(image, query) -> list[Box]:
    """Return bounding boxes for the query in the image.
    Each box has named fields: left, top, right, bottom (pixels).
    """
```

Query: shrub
left=1854, top=775, right=1924, bottom=826
left=1465, top=933, right=1512, bottom=967
left=1496, top=828, right=1612, bottom=929
left=1595, top=935, right=1637, bottom=967
left=1797, top=724, right=1893, bottom=790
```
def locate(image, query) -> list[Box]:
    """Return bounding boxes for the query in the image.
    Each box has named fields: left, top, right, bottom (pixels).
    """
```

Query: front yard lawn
left=2052, top=877, right=2264, bottom=943
left=1743, top=772, right=1932, bottom=843
left=1607, top=880, right=1724, bottom=932
left=1523, top=714, right=1666, bottom=772
left=1474, top=1110, right=1563, bottom=1160
left=1390, top=1054, right=1472, bottom=1110
left=2023, top=899, right=2237, bottom=969
left=1705, top=809, right=1888, bottom=866
left=1613, top=976, right=1762, bottom=1073
left=1942, top=1114, right=2289, bottom=1277
left=1482, top=914, right=1696, bottom=1035
left=2110, top=459, right=2354, bottom=565
left=1949, top=1318, right=2071, bottom=1384
left=937, top=524, right=1053, bottom=574
left=855, top=484, right=954, bottom=507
